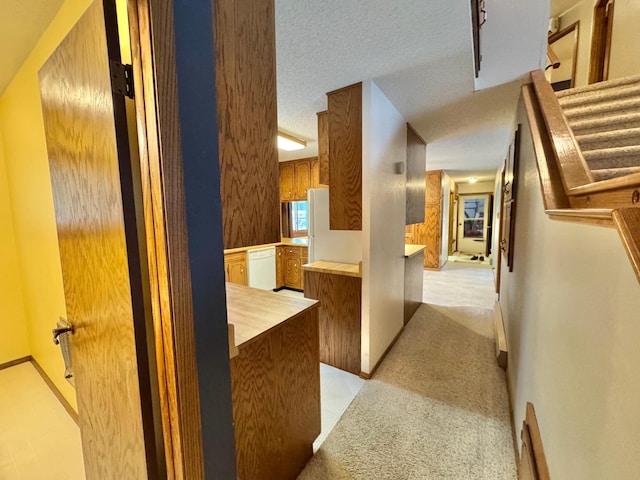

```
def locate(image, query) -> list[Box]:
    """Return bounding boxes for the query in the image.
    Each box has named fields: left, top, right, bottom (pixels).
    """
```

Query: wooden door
left=280, top=162, right=295, bottom=201
left=310, top=158, right=321, bottom=189
left=295, top=160, right=310, bottom=200
left=316, top=111, right=329, bottom=185
left=39, top=1, right=158, bottom=477
left=228, top=261, right=247, bottom=285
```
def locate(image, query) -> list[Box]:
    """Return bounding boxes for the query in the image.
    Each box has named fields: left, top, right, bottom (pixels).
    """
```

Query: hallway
left=298, top=263, right=516, bottom=479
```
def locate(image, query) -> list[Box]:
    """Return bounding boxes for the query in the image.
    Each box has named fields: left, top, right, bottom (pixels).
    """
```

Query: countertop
left=226, top=283, right=318, bottom=349
left=223, top=237, right=308, bottom=255
left=303, top=261, right=362, bottom=278
left=404, top=244, right=427, bottom=258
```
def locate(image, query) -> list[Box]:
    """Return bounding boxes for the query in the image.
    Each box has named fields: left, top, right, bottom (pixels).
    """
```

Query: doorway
left=589, top=0, right=615, bottom=84
left=457, top=194, right=490, bottom=255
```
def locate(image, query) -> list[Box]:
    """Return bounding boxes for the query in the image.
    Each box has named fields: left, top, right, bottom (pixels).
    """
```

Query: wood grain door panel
left=295, top=160, right=310, bottom=200
left=280, top=162, right=295, bottom=201
left=38, top=1, right=152, bottom=477
left=317, top=111, right=329, bottom=185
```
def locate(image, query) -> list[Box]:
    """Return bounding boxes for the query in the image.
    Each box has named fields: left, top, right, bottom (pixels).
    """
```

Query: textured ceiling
left=0, top=0, right=65, bottom=95
left=275, top=0, right=546, bottom=177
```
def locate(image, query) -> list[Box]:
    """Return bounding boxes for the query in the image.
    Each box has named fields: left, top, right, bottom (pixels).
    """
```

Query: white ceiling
left=2, top=0, right=551, bottom=184
left=0, top=0, right=64, bottom=95
left=275, top=0, right=549, bottom=180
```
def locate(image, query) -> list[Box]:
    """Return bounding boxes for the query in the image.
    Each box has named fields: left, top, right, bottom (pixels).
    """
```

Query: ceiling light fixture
left=468, top=177, right=478, bottom=184
left=277, top=132, right=306, bottom=151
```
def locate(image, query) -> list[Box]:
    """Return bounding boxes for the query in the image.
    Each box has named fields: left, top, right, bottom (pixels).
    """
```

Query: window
left=463, top=198, right=485, bottom=239
left=290, top=201, right=308, bottom=236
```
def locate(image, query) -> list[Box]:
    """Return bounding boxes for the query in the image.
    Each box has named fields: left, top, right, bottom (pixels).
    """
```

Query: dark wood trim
left=589, top=0, right=615, bottom=84
left=29, top=358, right=79, bottom=425
left=471, top=0, right=481, bottom=77
left=0, top=355, right=32, bottom=371
left=359, top=325, right=405, bottom=380
left=103, top=2, right=164, bottom=477
left=548, top=20, right=579, bottom=44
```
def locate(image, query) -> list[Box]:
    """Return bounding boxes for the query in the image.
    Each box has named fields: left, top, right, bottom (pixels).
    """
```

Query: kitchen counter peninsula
left=303, top=261, right=362, bottom=375
left=225, top=283, right=320, bottom=480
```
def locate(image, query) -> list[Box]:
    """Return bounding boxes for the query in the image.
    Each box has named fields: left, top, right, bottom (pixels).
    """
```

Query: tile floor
left=423, top=262, right=498, bottom=310
left=276, top=288, right=366, bottom=451
left=0, top=362, right=85, bottom=480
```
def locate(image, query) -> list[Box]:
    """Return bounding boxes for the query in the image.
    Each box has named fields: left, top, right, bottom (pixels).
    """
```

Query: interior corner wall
left=559, top=0, right=640, bottom=87
left=0, top=129, right=30, bottom=364
left=499, top=95, right=640, bottom=479
left=0, top=0, right=92, bottom=409
left=360, top=80, right=406, bottom=374
left=491, top=170, right=503, bottom=269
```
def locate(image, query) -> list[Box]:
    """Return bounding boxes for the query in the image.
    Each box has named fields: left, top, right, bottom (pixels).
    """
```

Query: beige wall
left=559, top=0, right=640, bottom=87
left=361, top=80, right=406, bottom=374
left=0, top=129, right=30, bottom=364
left=500, top=96, right=640, bottom=479
left=457, top=180, right=495, bottom=194
left=0, top=0, right=92, bottom=408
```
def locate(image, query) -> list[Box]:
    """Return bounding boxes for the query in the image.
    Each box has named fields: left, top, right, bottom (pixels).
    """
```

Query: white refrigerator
left=307, top=188, right=362, bottom=264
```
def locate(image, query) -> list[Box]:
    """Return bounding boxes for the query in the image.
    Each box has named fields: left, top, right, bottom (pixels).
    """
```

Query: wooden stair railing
left=524, top=70, right=640, bottom=284
left=530, top=70, right=594, bottom=191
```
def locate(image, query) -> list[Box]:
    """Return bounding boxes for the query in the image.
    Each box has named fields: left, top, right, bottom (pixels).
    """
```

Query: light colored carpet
left=557, top=74, right=640, bottom=181
left=298, top=290, right=516, bottom=479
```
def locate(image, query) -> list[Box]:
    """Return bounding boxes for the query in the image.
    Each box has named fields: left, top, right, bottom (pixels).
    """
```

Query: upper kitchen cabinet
left=279, top=158, right=325, bottom=202
left=214, top=0, right=280, bottom=249
left=406, top=124, right=426, bottom=225
left=316, top=111, right=329, bottom=185
left=327, top=82, right=362, bottom=230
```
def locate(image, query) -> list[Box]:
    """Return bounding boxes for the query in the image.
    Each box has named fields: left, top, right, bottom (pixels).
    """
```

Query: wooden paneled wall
left=410, top=171, right=443, bottom=270
left=328, top=82, right=363, bottom=230
left=214, top=0, right=280, bottom=249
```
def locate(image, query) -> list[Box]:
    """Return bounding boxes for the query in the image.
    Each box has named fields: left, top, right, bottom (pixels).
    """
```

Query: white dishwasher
left=247, top=246, right=276, bottom=291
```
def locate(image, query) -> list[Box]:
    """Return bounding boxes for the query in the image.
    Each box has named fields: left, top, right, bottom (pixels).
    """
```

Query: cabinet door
left=295, top=160, right=310, bottom=200
left=280, top=162, right=295, bottom=201
left=316, top=111, right=329, bottom=185
left=228, top=261, right=247, bottom=285
left=275, top=246, right=284, bottom=288
left=284, top=257, right=301, bottom=288
left=310, top=158, right=321, bottom=189
left=224, top=252, right=247, bottom=285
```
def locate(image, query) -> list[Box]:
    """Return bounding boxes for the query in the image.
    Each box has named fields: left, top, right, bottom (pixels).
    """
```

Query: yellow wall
left=559, top=0, right=640, bottom=87
left=0, top=129, right=30, bottom=364
left=0, top=0, right=92, bottom=409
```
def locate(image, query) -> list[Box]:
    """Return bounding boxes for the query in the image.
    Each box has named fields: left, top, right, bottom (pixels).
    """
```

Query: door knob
left=53, top=323, right=75, bottom=345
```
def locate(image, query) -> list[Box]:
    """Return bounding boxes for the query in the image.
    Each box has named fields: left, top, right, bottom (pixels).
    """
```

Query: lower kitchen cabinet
left=276, top=246, right=285, bottom=288
left=282, top=245, right=307, bottom=290
left=224, top=251, right=247, bottom=286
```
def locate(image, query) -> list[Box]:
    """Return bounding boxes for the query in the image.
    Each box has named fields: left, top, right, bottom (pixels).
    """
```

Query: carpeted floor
left=298, top=266, right=516, bottom=479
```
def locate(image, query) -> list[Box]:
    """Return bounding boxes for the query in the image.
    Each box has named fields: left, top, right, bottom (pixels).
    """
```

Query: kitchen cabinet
left=295, top=160, right=310, bottom=199
left=279, top=158, right=324, bottom=202
left=406, top=124, right=426, bottom=225
left=226, top=283, right=320, bottom=480
left=279, top=162, right=295, bottom=201
left=214, top=0, right=280, bottom=249
left=303, top=262, right=362, bottom=374
left=327, top=82, right=362, bottom=230
left=282, top=245, right=307, bottom=290
left=275, top=246, right=285, bottom=288
left=316, top=111, right=329, bottom=185
left=224, top=252, right=247, bottom=285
